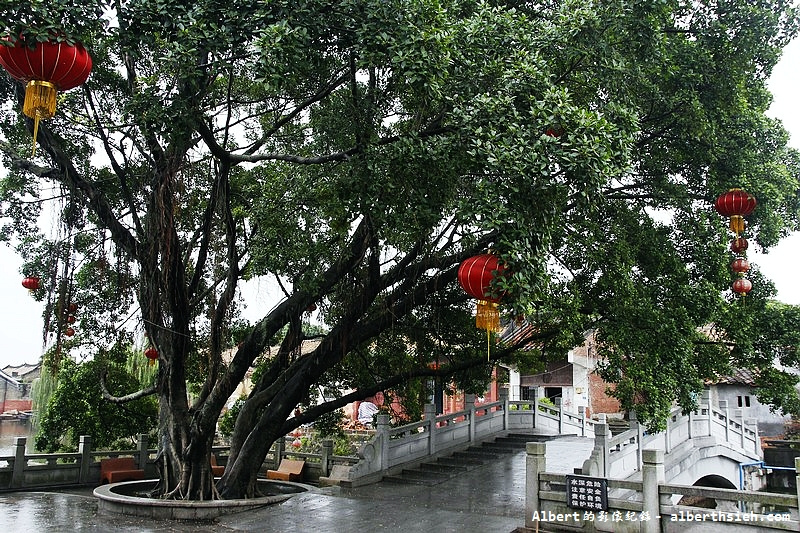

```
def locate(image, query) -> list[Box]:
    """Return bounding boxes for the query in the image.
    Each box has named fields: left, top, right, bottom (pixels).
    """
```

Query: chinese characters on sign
left=565, top=474, right=608, bottom=511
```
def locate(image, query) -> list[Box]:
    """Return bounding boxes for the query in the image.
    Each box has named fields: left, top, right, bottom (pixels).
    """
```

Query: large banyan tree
left=1, top=0, right=799, bottom=500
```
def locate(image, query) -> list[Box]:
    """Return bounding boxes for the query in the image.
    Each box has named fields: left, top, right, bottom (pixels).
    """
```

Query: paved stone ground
left=0, top=436, right=594, bottom=533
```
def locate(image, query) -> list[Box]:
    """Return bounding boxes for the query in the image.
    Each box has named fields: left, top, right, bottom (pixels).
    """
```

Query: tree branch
left=100, top=369, right=157, bottom=403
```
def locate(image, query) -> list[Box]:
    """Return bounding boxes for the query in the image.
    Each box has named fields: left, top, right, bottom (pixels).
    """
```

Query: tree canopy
left=1, top=0, right=799, bottom=500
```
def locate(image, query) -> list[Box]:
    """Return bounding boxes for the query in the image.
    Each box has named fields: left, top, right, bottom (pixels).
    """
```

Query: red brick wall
left=0, top=399, right=32, bottom=412
left=588, top=372, right=621, bottom=416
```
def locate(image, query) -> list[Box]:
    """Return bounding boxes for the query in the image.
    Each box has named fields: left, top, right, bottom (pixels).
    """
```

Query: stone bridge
left=524, top=398, right=800, bottom=532
left=581, top=395, right=763, bottom=490
left=345, top=390, right=762, bottom=491
left=346, top=389, right=595, bottom=486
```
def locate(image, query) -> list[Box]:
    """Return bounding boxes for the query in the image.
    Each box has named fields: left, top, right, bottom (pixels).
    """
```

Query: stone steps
left=382, top=433, right=553, bottom=485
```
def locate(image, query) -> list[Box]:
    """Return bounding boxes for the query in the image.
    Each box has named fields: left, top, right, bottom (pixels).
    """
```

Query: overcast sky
left=1, top=36, right=799, bottom=369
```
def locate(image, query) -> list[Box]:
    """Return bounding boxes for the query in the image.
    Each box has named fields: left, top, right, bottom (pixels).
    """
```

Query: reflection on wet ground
left=0, top=436, right=593, bottom=533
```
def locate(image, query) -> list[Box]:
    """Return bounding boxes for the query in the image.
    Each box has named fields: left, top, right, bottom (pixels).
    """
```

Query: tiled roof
left=709, top=368, right=757, bottom=386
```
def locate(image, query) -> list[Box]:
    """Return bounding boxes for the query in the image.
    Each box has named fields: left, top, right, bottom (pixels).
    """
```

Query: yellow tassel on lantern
left=22, top=80, right=58, bottom=156
left=475, top=300, right=500, bottom=361
left=729, top=215, right=745, bottom=236
left=476, top=300, right=500, bottom=332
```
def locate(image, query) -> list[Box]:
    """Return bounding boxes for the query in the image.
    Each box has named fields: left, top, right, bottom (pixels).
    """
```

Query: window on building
left=737, top=396, right=742, bottom=407
left=521, top=386, right=531, bottom=401
left=745, top=396, right=751, bottom=407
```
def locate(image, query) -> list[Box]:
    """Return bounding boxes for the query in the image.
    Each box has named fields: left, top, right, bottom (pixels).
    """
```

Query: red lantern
left=0, top=36, right=92, bottom=153
left=66, top=315, right=76, bottom=324
left=21, top=276, right=41, bottom=291
left=545, top=125, right=564, bottom=138
left=144, top=346, right=159, bottom=366
left=732, top=278, right=752, bottom=295
left=64, top=327, right=75, bottom=337
left=730, top=237, right=748, bottom=254
left=68, top=303, right=78, bottom=313
left=458, top=254, right=505, bottom=302
left=731, top=258, right=750, bottom=275
left=714, top=189, right=757, bottom=218
left=291, top=438, right=302, bottom=448
left=458, top=254, right=506, bottom=333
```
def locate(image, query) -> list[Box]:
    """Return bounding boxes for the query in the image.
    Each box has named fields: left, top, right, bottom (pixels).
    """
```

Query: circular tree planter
left=94, top=479, right=311, bottom=520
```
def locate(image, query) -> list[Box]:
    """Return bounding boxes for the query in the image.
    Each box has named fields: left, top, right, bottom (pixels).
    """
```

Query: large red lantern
left=458, top=254, right=505, bottom=302
left=21, top=276, right=41, bottom=291
left=732, top=278, right=752, bottom=295
left=714, top=189, right=757, bottom=218
left=0, top=36, right=92, bottom=153
left=715, top=189, right=756, bottom=236
left=458, top=254, right=506, bottom=333
left=144, top=346, right=159, bottom=366
left=64, top=327, right=75, bottom=337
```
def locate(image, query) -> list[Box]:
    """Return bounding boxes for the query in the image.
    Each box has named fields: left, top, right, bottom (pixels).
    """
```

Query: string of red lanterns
left=714, top=188, right=756, bottom=297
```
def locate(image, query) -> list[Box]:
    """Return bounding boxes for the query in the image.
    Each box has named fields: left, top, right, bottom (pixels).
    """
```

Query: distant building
left=500, top=325, right=621, bottom=419
left=706, top=368, right=791, bottom=437
left=1, top=363, right=40, bottom=413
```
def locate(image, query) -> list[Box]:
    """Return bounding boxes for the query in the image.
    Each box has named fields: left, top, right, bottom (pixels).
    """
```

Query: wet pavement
left=0, top=436, right=594, bottom=533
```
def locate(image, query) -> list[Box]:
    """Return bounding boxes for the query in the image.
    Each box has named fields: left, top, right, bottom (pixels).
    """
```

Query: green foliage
left=35, top=356, right=157, bottom=452
left=218, top=396, right=245, bottom=439
left=1, top=0, right=799, bottom=490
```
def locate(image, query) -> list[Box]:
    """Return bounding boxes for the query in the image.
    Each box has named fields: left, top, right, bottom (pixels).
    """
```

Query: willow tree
left=1, top=0, right=798, bottom=500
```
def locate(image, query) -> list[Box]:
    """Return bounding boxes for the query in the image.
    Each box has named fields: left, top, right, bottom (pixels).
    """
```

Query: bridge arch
left=677, top=472, right=739, bottom=509
left=694, top=473, right=736, bottom=489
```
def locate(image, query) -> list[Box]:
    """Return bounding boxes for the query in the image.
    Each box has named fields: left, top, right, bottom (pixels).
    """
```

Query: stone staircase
left=382, top=433, right=553, bottom=486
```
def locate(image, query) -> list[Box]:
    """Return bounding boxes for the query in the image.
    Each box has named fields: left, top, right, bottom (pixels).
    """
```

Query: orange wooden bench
left=267, top=459, right=305, bottom=481
left=100, top=457, right=145, bottom=484
left=211, top=454, right=225, bottom=476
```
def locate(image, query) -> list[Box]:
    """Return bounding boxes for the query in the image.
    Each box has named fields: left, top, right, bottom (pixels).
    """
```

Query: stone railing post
left=554, top=397, right=564, bottom=433
left=630, top=410, right=643, bottom=472
left=734, top=409, right=744, bottom=449
left=10, top=436, right=26, bottom=488
left=745, top=418, right=759, bottom=455
left=137, top=433, right=149, bottom=470
left=532, top=387, right=540, bottom=428
left=465, top=393, right=476, bottom=442
left=424, top=403, right=437, bottom=457
left=274, top=437, right=285, bottom=469
left=525, top=442, right=546, bottom=530
left=664, top=412, right=672, bottom=454
left=376, top=413, right=391, bottom=469
left=582, top=420, right=608, bottom=477
left=499, top=387, right=509, bottom=430
left=642, top=449, right=665, bottom=533
left=321, top=439, right=333, bottom=477
left=719, top=400, right=730, bottom=442
left=78, top=435, right=93, bottom=484
left=795, top=457, right=800, bottom=511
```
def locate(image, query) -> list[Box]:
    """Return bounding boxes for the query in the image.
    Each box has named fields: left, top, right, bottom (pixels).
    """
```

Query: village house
left=1, top=363, right=40, bottom=415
